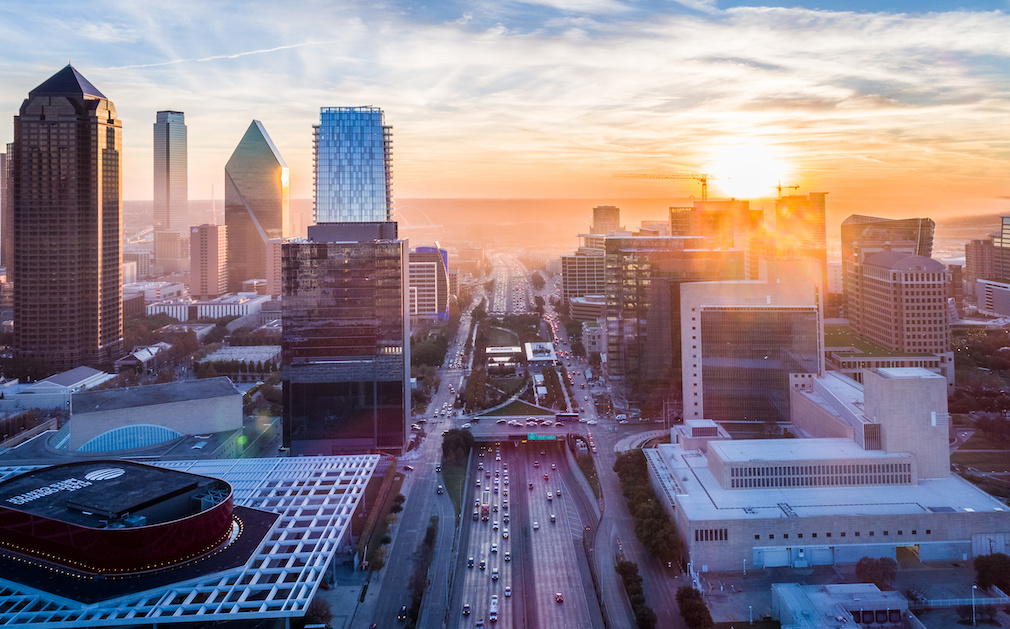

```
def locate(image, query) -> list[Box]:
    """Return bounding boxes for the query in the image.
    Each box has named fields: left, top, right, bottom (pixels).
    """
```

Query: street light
left=972, top=584, right=978, bottom=625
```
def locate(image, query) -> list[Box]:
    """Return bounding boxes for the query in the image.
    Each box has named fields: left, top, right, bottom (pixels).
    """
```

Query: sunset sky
left=0, top=0, right=1008, bottom=222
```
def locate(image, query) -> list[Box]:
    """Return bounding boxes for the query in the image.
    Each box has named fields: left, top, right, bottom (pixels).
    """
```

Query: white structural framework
left=0, top=456, right=377, bottom=627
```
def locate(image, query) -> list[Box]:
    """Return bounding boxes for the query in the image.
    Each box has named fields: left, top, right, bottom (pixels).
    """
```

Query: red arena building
left=0, top=461, right=234, bottom=573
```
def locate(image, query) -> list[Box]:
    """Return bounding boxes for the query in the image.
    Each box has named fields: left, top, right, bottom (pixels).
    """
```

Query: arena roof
left=0, top=455, right=377, bottom=627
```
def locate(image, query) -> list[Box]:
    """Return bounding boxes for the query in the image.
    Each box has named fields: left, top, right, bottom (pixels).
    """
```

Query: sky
left=0, top=0, right=1008, bottom=222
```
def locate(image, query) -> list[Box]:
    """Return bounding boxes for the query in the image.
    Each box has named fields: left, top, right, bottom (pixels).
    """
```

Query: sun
left=704, top=142, right=791, bottom=199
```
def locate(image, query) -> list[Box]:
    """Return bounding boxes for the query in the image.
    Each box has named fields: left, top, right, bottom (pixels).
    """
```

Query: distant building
left=681, top=259, right=824, bottom=424
left=581, top=320, right=606, bottom=355
left=605, top=235, right=745, bottom=401
left=265, top=237, right=288, bottom=298
left=225, top=120, right=289, bottom=292
left=772, top=583, right=910, bottom=629
left=570, top=294, right=605, bottom=322
left=976, top=278, right=1010, bottom=317
left=409, top=246, right=450, bottom=322
left=282, top=222, right=409, bottom=456
left=153, top=111, right=188, bottom=274
left=123, top=281, right=186, bottom=303
left=147, top=292, right=270, bottom=321
left=189, top=223, right=227, bottom=300
left=561, top=250, right=606, bottom=302
left=313, top=106, right=392, bottom=223
left=773, top=192, right=828, bottom=294
left=0, top=150, right=8, bottom=272
left=124, top=248, right=153, bottom=280
left=524, top=342, right=558, bottom=368
left=590, top=205, right=621, bottom=234
left=840, top=214, right=934, bottom=263
left=11, top=65, right=123, bottom=372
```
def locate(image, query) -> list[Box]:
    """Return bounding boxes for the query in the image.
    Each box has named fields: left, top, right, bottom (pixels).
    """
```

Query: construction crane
left=776, top=181, right=800, bottom=198
left=613, top=172, right=716, bottom=202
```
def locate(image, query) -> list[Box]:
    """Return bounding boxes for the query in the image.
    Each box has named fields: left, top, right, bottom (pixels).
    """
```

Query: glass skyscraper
left=225, top=120, right=289, bottom=292
left=11, top=65, right=123, bottom=371
left=313, top=107, right=392, bottom=223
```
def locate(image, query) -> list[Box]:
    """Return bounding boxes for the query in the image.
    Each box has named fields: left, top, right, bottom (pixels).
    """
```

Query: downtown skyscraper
left=313, top=107, right=392, bottom=223
left=283, top=107, right=409, bottom=455
left=225, top=120, right=289, bottom=292
left=153, top=110, right=188, bottom=273
left=11, top=66, right=123, bottom=371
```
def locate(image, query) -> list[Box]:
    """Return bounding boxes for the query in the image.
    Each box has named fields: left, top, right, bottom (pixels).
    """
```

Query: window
left=769, top=534, right=774, bottom=539
left=812, top=533, right=817, bottom=538
left=755, top=534, right=760, bottom=540
left=841, top=532, right=846, bottom=537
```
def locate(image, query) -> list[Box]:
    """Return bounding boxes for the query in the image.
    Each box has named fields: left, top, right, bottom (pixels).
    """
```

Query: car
left=435, top=464, right=441, bottom=472
left=478, top=463, right=483, bottom=471
left=551, top=463, right=557, bottom=470
left=496, top=453, right=501, bottom=461
left=533, top=460, right=539, bottom=467
left=556, top=488, right=562, bottom=497
left=502, top=529, right=509, bottom=539
left=544, top=473, right=549, bottom=481
left=493, top=504, right=499, bottom=512
left=476, top=479, right=481, bottom=487
left=468, top=556, right=474, bottom=568
left=496, top=418, right=506, bottom=424
left=491, top=568, right=499, bottom=580
left=463, top=603, right=471, bottom=615
left=555, top=593, right=564, bottom=603
left=503, top=478, right=509, bottom=485
left=476, top=619, right=485, bottom=629
left=493, top=520, right=499, bottom=530
left=505, top=586, right=512, bottom=597
left=437, top=484, right=444, bottom=494
left=550, top=514, right=556, bottom=523
left=491, top=543, right=498, bottom=553
left=587, top=420, right=597, bottom=425
left=398, top=604, right=408, bottom=620
left=462, top=422, right=472, bottom=429
left=541, top=450, right=546, bottom=456
left=547, top=491, right=553, bottom=500
left=592, top=446, right=598, bottom=453
left=533, top=521, right=539, bottom=530
left=480, top=559, right=486, bottom=570
left=503, top=513, right=510, bottom=523
left=403, top=465, right=414, bottom=472
left=504, top=551, right=511, bottom=562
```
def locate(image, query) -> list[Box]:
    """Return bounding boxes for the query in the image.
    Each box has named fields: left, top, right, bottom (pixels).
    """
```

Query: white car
left=505, top=586, right=511, bottom=597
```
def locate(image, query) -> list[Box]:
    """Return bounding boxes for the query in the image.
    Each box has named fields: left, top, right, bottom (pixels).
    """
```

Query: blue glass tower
left=313, top=107, right=392, bottom=223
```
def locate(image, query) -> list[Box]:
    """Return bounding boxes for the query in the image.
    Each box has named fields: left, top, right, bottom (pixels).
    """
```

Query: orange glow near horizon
left=704, top=142, right=792, bottom=200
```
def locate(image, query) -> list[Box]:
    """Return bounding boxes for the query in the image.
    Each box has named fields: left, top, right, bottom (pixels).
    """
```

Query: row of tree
left=441, top=428, right=474, bottom=467
left=612, top=450, right=683, bottom=566
left=615, top=560, right=658, bottom=629
left=405, top=516, right=439, bottom=628
left=974, top=413, right=1010, bottom=446
left=676, top=586, right=714, bottom=629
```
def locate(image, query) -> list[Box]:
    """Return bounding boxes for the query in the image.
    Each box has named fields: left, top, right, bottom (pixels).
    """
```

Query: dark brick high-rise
left=11, top=66, right=123, bottom=371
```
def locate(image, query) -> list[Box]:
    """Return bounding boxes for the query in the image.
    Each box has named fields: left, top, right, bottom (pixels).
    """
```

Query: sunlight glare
left=705, top=142, right=791, bottom=199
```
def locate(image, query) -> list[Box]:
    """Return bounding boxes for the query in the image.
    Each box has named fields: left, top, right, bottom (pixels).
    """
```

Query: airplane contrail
left=108, top=41, right=330, bottom=69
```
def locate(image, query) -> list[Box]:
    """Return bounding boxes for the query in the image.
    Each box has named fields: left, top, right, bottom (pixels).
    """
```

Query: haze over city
left=1, top=0, right=1009, bottom=226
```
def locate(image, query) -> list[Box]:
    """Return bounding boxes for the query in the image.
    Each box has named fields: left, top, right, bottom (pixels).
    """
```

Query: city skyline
left=0, top=1, right=1007, bottom=223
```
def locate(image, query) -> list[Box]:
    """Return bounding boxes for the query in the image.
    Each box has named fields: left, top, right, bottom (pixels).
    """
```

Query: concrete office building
left=189, top=224, right=227, bottom=300
left=681, top=259, right=824, bottom=424
left=225, top=120, right=289, bottom=292
left=605, top=235, right=745, bottom=401
left=646, top=368, right=1010, bottom=573
left=561, top=250, right=606, bottom=302
left=0, top=150, right=8, bottom=272
left=409, top=246, right=450, bottom=322
left=11, top=66, right=123, bottom=371
left=841, top=215, right=934, bottom=263
left=667, top=199, right=763, bottom=250
left=570, top=294, right=606, bottom=322
left=282, top=223, right=409, bottom=455
left=147, top=292, right=270, bottom=321
left=153, top=111, right=188, bottom=273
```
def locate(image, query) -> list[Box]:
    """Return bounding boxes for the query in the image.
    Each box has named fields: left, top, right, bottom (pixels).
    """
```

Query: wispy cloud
left=0, top=1, right=1007, bottom=220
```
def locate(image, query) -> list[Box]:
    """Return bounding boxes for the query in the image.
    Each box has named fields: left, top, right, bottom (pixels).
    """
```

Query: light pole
left=743, top=558, right=746, bottom=575
left=972, top=584, right=977, bottom=625
left=749, top=605, right=753, bottom=626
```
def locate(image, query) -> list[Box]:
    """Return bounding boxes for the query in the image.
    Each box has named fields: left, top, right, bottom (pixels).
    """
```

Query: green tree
left=441, top=428, right=474, bottom=466
left=975, top=552, right=1010, bottom=592
left=530, top=271, right=546, bottom=290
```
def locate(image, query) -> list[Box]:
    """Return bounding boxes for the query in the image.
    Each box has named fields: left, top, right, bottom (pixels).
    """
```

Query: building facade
left=11, top=65, right=123, bottom=371
left=224, top=120, right=289, bottom=292
left=313, top=107, right=392, bottom=224
left=408, top=246, right=449, bottom=322
left=681, top=260, right=824, bottom=424
left=605, top=236, right=745, bottom=400
left=591, top=205, right=621, bottom=234
left=282, top=222, right=409, bottom=455
left=561, top=251, right=606, bottom=302
left=190, top=224, right=227, bottom=300
left=153, top=111, right=188, bottom=273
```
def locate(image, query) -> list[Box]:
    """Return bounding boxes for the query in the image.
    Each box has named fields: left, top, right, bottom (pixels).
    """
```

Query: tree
left=441, top=428, right=474, bottom=466
left=856, top=556, right=898, bottom=589
left=975, top=552, right=1010, bottom=592
left=530, top=271, right=546, bottom=290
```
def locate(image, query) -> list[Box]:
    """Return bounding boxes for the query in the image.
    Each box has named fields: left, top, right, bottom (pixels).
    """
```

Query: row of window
left=731, top=474, right=911, bottom=488
left=757, top=528, right=930, bottom=540
left=695, top=528, right=728, bottom=542
left=731, top=462, right=910, bottom=477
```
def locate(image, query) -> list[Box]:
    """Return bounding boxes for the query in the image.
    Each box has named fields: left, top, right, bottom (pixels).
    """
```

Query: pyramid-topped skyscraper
left=11, top=65, right=123, bottom=371
left=224, top=120, right=289, bottom=292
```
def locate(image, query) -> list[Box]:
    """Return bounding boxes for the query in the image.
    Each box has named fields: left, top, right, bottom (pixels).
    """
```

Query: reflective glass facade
left=225, top=121, right=289, bottom=292
left=700, top=307, right=820, bottom=422
left=153, top=111, right=187, bottom=233
left=282, top=225, right=409, bottom=455
left=313, top=107, right=392, bottom=223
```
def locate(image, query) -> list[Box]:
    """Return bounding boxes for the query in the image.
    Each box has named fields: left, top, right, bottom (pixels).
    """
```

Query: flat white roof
left=651, top=444, right=1008, bottom=521
left=0, top=456, right=377, bottom=627
left=709, top=438, right=893, bottom=463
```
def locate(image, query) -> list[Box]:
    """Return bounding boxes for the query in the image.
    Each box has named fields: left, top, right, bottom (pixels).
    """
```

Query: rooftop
left=650, top=444, right=1008, bottom=521
left=29, top=65, right=105, bottom=99
left=71, top=377, right=239, bottom=414
left=824, top=325, right=929, bottom=358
